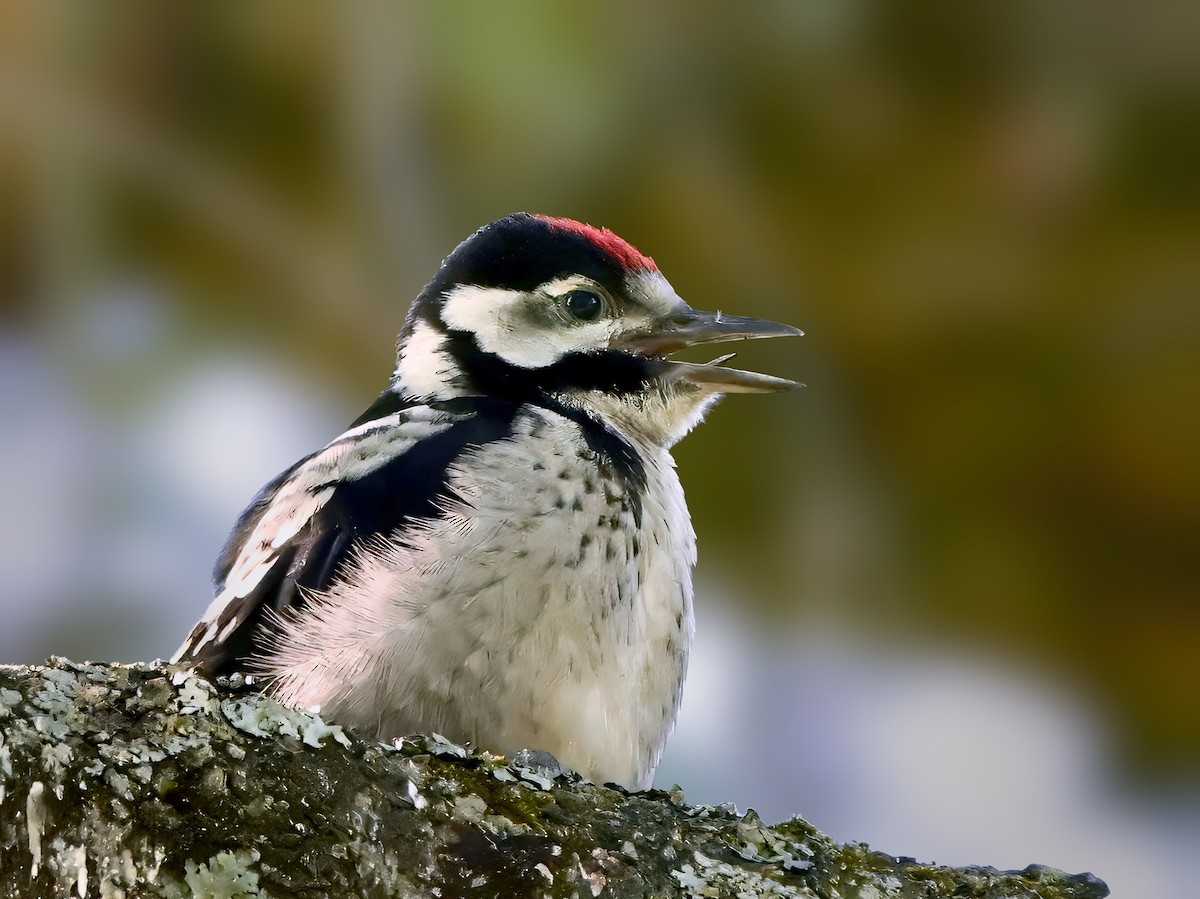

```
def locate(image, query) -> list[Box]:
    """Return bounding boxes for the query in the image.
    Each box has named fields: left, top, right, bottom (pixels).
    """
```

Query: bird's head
left=392, top=213, right=802, bottom=447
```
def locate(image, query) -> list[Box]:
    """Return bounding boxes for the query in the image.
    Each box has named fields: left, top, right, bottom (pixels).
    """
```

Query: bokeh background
left=2, top=3, right=1196, bottom=895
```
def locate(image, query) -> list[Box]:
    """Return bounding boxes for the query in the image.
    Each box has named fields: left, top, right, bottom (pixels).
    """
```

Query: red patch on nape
left=534, top=215, right=658, bottom=273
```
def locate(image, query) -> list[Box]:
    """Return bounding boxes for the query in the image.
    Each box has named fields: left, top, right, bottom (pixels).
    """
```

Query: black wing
left=174, top=395, right=521, bottom=675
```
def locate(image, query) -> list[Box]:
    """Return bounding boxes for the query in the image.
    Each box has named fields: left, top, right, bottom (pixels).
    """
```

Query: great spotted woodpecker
left=174, top=212, right=801, bottom=789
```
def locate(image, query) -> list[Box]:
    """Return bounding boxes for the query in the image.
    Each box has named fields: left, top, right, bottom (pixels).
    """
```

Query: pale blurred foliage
left=0, top=2, right=1197, bottom=891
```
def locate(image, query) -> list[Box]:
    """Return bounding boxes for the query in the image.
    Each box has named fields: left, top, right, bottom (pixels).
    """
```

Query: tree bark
left=0, top=659, right=1108, bottom=898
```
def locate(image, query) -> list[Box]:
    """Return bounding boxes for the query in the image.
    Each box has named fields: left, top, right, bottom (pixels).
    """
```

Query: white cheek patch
left=439, top=283, right=614, bottom=370
left=441, top=284, right=559, bottom=368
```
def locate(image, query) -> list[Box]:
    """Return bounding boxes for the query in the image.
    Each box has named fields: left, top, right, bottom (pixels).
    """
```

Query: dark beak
left=620, top=308, right=804, bottom=393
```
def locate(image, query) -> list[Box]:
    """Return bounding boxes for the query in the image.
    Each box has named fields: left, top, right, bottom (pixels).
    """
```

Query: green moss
left=0, top=660, right=1109, bottom=899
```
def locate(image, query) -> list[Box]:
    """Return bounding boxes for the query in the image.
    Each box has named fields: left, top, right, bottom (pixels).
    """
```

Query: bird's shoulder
left=176, top=392, right=525, bottom=672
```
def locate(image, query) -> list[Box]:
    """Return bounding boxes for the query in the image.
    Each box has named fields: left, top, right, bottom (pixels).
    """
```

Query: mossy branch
left=0, top=659, right=1107, bottom=898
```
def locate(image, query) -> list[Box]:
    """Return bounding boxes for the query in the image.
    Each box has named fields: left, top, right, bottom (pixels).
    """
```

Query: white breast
left=264, top=405, right=696, bottom=789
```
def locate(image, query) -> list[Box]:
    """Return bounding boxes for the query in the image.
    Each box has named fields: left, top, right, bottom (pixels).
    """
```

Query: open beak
left=620, top=308, right=804, bottom=393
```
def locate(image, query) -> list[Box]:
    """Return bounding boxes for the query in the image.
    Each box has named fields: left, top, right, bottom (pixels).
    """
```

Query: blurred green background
left=1, top=2, right=1196, bottom=893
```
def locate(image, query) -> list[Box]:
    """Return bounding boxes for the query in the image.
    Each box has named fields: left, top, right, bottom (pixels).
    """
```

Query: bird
left=173, top=212, right=801, bottom=790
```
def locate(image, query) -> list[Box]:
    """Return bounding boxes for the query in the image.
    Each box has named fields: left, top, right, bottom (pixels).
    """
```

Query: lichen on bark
left=0, top=659, right=1108, bottom=898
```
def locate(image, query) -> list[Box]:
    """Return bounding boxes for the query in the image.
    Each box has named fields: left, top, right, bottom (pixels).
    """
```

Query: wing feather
left=173, top=396, right=520, bottom=675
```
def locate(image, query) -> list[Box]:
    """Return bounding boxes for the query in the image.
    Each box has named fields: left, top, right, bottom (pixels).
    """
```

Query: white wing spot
left=217, top=615, right=242, bottom=644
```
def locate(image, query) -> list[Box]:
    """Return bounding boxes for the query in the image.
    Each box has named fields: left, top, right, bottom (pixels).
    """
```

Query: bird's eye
left=563, top=290, right=604, bottom=322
